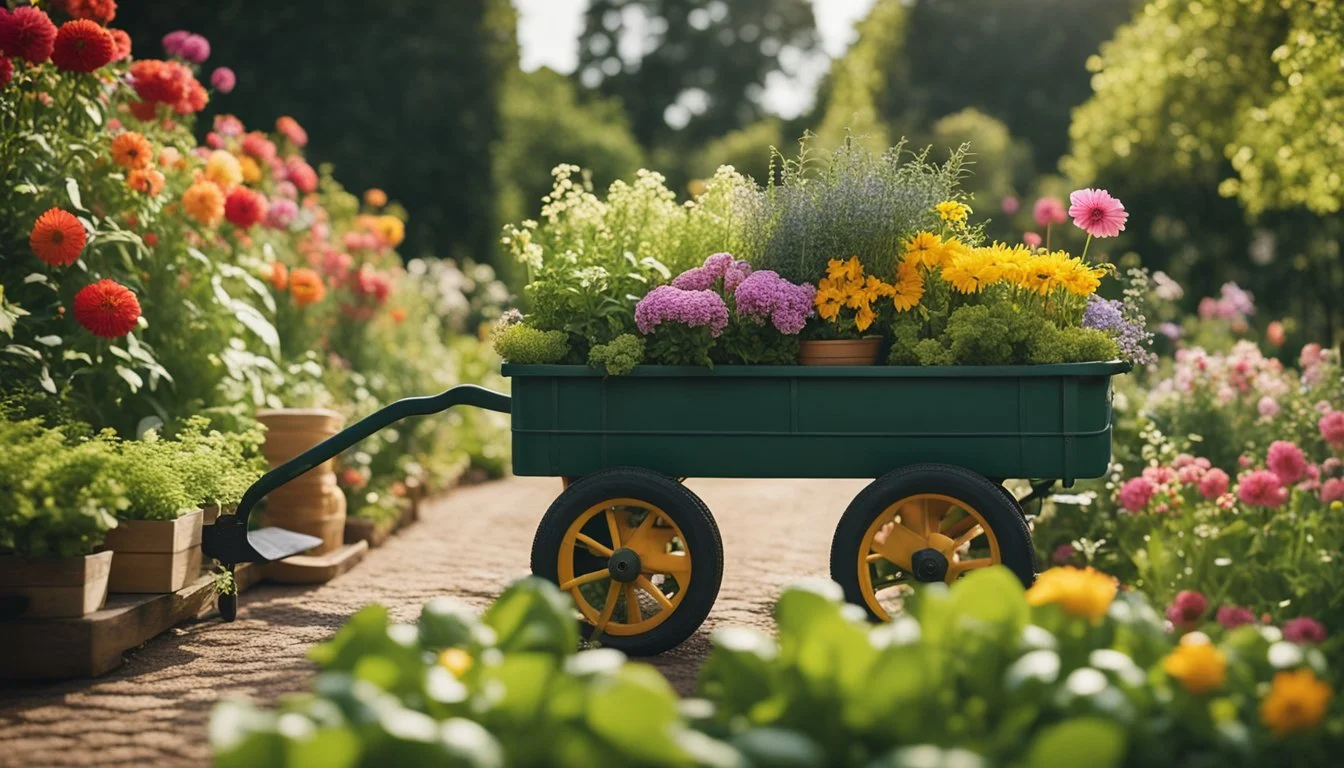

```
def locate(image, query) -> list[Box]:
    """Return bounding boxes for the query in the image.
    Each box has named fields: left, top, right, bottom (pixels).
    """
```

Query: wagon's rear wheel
left=532, top=467, right=723, bottom=656
left=830, top=463, right=1036, bottom=621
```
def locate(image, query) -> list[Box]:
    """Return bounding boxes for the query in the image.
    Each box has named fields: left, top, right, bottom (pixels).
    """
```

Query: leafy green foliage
left=644, top=324, right=718, bottom=368
left=715, top=319, right=801, bottom=365
left=587, top=334, right=645, bottom=376
left=213, top=570, right=1342, bottom=767
left=492, top=325, right=570, bottom=366
left=889, top=298, right=1119, bottom=366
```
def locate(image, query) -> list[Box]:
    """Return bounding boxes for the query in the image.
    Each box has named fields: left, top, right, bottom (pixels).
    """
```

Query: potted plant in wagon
left=802, top=255, right=903, bottom=365
left=0, top=418, right=119, bottom=618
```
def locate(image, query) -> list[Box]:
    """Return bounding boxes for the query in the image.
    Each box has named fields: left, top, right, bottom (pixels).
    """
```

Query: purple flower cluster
left=733, top=270, right=815, bottom=334
left=672, top=252, right=752, bottom=294
left=1084, top=295, right=1154, bottom=365
left=635, top=285, right=729, bottom=337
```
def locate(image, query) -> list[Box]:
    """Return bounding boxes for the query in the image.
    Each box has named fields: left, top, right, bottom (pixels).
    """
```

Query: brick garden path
left=0, top=476, right=866, bottom=766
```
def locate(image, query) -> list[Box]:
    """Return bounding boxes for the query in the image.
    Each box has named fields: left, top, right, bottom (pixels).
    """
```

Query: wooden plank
left=102, top=510, right=203, bottom=553
left=263, top=541, right=367, bottom=585
left=108, top=546, right=202, bottom=594
left=0, top=551, right=112, bottom=587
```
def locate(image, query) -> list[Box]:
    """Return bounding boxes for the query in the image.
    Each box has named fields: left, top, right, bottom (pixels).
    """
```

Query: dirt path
left=0, top=476, right=867, bottom=767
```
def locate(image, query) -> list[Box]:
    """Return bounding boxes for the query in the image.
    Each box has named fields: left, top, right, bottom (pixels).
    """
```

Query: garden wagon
left=204, top=360, right=1128, bottom=655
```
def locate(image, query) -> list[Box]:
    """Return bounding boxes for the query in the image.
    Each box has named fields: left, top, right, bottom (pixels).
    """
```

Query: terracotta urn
left=256, top=408, right=348, bottom=555
left=798, top=337, right=883, bottom=366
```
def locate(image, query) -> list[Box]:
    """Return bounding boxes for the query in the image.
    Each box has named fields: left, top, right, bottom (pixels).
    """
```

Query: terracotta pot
left=799, top=337, right=882, bottom=366
left=104, top=509, right=204, bottom=593
left=0, top=550, right=113, bottom=618
left=256, top=408, right=348, bottom=555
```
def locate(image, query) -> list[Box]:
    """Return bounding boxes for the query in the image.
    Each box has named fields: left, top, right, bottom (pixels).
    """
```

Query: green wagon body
left=504, top=361, right=1128, bottom=485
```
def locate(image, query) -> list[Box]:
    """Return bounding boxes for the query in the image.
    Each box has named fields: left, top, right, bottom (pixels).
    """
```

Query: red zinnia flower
left=74, top=279, right=141, bottom=338
left=55, top=0, right=118, bottom=25
left=130, top=59, right=190, bottom=104
left=0, top=56, right=12, bottom=88
left=109, top=28, right=131, bottom=61
left=29, top=208, right=86, bottom=266
left=0, top=6, right=58, bottom=64
left=143, top=232, right=159, bottom=247
left=173, top=77, right=208, bottom=114
left=128, top=99, right=158, bottom=121
left=224, top=188, right=265, bottom=229
left=51, top=19, right=115, bottom=73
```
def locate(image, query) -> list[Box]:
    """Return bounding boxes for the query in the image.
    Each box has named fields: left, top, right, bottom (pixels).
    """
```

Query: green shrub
left=491, top=324, right=570, bottom=365
left=587, top=334, right=644, bottom=376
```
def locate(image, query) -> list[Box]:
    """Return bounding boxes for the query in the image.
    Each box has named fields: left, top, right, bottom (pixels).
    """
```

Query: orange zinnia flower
left=182, top=181, right=225, bottom=226
left=29, top=208, right=87, bottom=267
left=110, top=131, right=152, bottom=170
left=127, top=168, right=165, bottom=196
left=364, top=188, right=387, bottom=208
left=288, top=267, right=325, bottom=306
left=267, top=262, right=289, bottom=291
left=74, top=279, right=141, bottom=338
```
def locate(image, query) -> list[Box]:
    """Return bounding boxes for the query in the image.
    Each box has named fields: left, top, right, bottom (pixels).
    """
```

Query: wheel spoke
left=639, top=549, right=690, bottom=575
left=870, top=518, right=926, bottom=569
left=942, top=514, right=978, bottom=539
left=950, top=523, right=984, bottom=551
left=900, top=500, right=927, bottom=539
left=946, top=557, right=994, bottom=582
left=623, top=585, right=642, bottom=624
left=592, top=581, right=621, bottom=636
left=560, top=570, right=608, bottom=591
left=636, top=576, right=673, bottom=610
left=575, top=533, right=614, bottom=558
left=604, top=509, right=622, bottom=548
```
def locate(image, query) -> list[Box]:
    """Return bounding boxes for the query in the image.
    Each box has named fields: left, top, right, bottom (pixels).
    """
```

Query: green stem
left=1044, top=224, right=1051, bottom=252
left=1080, top=233, right=1093, bottom=261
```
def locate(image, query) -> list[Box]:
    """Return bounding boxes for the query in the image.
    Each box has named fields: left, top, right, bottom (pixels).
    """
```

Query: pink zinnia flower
left=1266, top=441, right=1308, bottom=485
left=1032, top=197, right=1067, bottom=228
left=178, top=33, right=210, bottom=63
left=210, top=66, right=236, bottom=94
left=1237, top=469, right=1288, bottom=508
left=1022, top=232, right=1042, bottom=248
left=1198, top=468, right=1230, bottom=500
left=162, top=29, right=189, bottom=56
left=1068, top=188, right=1129, bottom=238
left=1165, top=590, right=1207, bottom=628
left=1216, top=605, right=1255, bottom=629
left=1282, top=617, right=1327, bottom=645
left=1320, top=478, right=1344, bottom=504
left=1319, top=411, right=1344, bottom=449
left=1118, top=476, right=1155, bottom=512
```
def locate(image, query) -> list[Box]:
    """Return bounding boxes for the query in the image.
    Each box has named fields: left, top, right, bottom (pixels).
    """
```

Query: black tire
left=531, top=467, right=723, bottom=656
left=218, top=590, right=238, bottom=622
left=830, top=463, right=1036, bottom=621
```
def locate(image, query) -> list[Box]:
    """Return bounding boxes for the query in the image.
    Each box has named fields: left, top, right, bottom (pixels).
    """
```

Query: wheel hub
left=607, top=547, right=642, bottom=583
left=910, top=548, right=949, bottom=583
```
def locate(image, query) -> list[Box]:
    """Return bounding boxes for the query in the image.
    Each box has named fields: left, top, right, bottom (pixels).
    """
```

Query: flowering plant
left=634, top=284, right=729, bottom=367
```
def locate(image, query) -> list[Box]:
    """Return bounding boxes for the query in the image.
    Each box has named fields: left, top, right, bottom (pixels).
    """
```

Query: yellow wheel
left=831, top=464, right=1036, bottom=621
left=532, top=467, right=722, bottom=655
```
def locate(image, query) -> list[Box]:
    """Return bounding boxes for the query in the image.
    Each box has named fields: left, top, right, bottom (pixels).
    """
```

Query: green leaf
left=585, top=664, right=687, bottom=763
left=482, top=577, right=579, bottom=656
left=66, top=177, right=84, bottom=210
left=3, top=344, right=43, bottom=360
left=34, top=335, right=61, bottom=346
left=1025, top=718, right=1126, bottom=768
left=948, top=565, right=1029, bottom=631
left=38, top=366, right=56, bottom=394
left=115, top=365, right=144, bottom=391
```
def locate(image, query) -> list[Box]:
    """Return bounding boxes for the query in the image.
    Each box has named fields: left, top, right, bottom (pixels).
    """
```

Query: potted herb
left=102, top=433, right=202, bottom=594
left=0, top=418, right=119, bottom=618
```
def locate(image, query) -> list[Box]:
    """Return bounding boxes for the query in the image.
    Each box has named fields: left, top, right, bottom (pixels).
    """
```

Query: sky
left=514, top=0, right=879, bottom=118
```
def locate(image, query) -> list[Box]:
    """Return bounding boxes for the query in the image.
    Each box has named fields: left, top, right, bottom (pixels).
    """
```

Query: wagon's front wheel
left=830, top=463, right=1036, bottom=622
left=531, top=467, right=723, bottom=656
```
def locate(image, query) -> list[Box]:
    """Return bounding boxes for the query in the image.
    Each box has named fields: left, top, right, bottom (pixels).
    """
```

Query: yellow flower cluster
left=1162, top=633, right=1227, bottom=695
left=1025, top=565, right=1117, bottom=621
left=935, top=200, right=972, bottom=224
left=1260, top=668, right=1333, bottom=736
left=900, top=231, right=1108, bottom=299
left=815, top=257, right=894, bottom=333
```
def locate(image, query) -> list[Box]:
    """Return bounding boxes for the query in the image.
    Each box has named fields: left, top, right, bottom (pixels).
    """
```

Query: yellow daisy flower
left=1162, top=634, right=1227, bottom=695
left=1260, top=668, right=1333, bottom=736
left=935, top=200, right=971, bottom=224
left=904, top=231, right=945, bottom=270
left=1025, top=566, right=1117, bottom=621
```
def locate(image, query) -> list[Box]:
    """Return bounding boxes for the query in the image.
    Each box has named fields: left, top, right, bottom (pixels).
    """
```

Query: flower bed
left=492, top=140, right=1150, bottom=372
left=211, top=569, right=1341, bottom=766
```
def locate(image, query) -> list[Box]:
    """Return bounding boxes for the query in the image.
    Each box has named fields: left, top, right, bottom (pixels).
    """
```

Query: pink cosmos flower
left=1068, top=188, right=1129, bottom=238
left=1216, top=605, right=1255, bottom=629
left=1022, top=232, right=1042, bottom=248
left=1319, top=410, right=1344, bottom=449
left=1321, top=478, right=1344, bottom=504
left=1237, top=469, right=1288, bottom=508
left=1198, top=468, right=1230, bottom=500
left=1118, top=476, right=1155, bottom=512
left=1266, top=441, right=1308, bottom=484
left=1032, top=197, right=1067, bottom=228
left=1282, top=617, right=1327, bottom=645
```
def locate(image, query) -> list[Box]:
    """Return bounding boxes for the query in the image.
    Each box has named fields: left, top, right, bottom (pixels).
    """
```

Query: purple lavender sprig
left=1083, top=293, right=1154, bottom=366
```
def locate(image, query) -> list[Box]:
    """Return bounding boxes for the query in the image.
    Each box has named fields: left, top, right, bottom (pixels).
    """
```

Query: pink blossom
left=635, top=285, right=730, bottom=338
left=1051, top=543, right=1076, bottom=565
left=1238, top=454, right=1254, bottom=468
left=1198, top=297, right=1219, bottom=319
left=1319, top=411, right=1344, bottom=449
left=1022, top=232, right=1042, bottom=248
left=1172, top=454, right=1195, bottom=469
left=1198, top=468, right=1230, bottom=500
left=1142, top=466, right=1177, bottom=486
left=1299, top=343, right=1323, bottom=369
left=1282, top=617, right=1327, bottom=645
left=1322, top=457, right=1342, bottom=476
left=213, top=114, right=244, bottom=137
left=1321, top=478, right=1344, bottom=504
left=178, top=34, right=210, bottom=64
left=205, top=132, right=224, bottom=149
left=1068, top=188, right=1128, bottom=238
left=1216, top=605, right=1255, bottom=629
left=1237, top=469, right=1288, bottom=508
left=1032, top=197, right=1067, bottom=228
left=1001, top=196, right=1020, bottom=215
left=210, top=67, right=236, bottom=94
left=265, top=198, right=298, bottom=229
left=1118, top=476, right=1156, bottom=512
left=1257, top=396, right=1280, bottom=420
left=1176, top=464, right=1206, bottom=485
left=1267, top=441, right=1308, bottom=484
left=286, top=158, right=318, bottom=193
left=162, top=30, right=189, bottom=56
left=1165, top=590, right=1207, bottom=628
left=1266, top=321, right=1285, bottom=346
left=274, top=181, right=298, bottom=200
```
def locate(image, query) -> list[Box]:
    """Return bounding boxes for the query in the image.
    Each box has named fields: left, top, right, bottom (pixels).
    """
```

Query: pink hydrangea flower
left=1266, top=321, right=1285, bottom=346
left=672, top=252, right=752, bottom=294
left=1216, top=605, right=1255, bottom=629
left=1198, top=468, right=1230, bottom=499
left=1266, top=441, right=1308, bottom=484
left=1282, top=617, right=1327, bottom=645
left=1165, top=590, right=1207, bottom=628
left=1068, top=188, right=1128, bottom=238
left=214, top=114, right=244, bottom=136
left=1032, top=197, right=1067, bottom=228
left=1237, top=469, right=1288, bottom=508
left=1118, top=476, right=1156, bottom=512
left=1319, top=410, right=1344, bottom=450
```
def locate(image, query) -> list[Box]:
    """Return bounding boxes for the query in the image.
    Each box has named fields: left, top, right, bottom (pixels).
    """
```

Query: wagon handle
left=203, top=385, right=511, bottom=567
